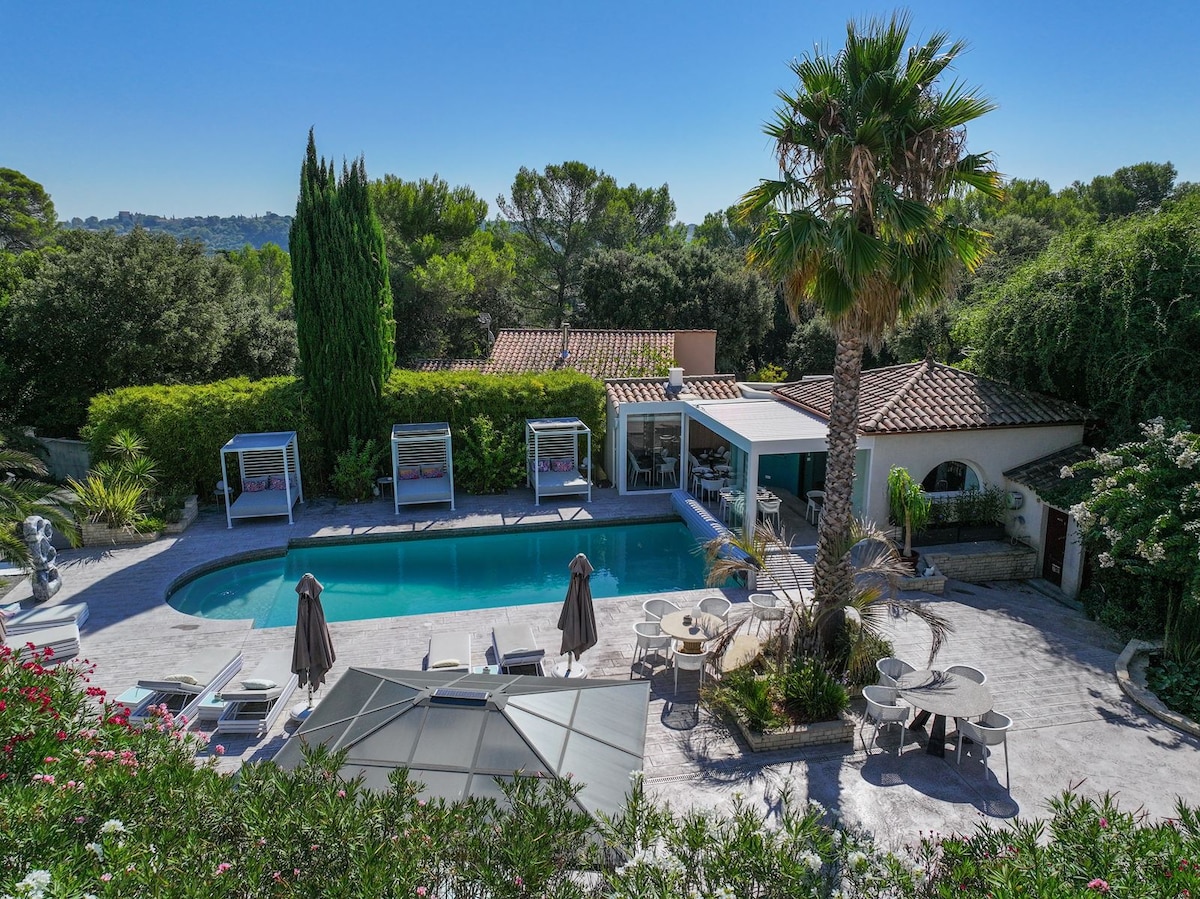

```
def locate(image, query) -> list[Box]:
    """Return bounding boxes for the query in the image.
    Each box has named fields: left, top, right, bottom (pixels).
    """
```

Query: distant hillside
left=62, top=211, right=292, bottom=252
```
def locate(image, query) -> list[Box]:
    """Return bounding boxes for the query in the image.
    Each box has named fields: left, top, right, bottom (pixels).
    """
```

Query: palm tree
left=739, top=12, right=1001, bottom=654
left=0, top=440, right=78, bottom=570
left=704, top=518, right=951, bottom=675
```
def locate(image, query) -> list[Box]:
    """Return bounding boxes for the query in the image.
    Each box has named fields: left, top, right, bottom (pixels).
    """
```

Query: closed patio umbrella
left=292, top=572, right=336, bottom=709
left=556, top=553, right=597, bottom=678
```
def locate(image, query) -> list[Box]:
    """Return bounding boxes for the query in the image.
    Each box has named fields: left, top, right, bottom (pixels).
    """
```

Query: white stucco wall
left=861, top=424, right=1085, bottom=527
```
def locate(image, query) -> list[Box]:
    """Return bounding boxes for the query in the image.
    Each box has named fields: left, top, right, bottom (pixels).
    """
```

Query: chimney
left=668, top=367, right=684, bottom=388
left=560, top=322, right=571, bottom=359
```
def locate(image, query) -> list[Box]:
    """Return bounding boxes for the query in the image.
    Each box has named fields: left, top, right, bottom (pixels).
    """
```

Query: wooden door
left=1042, top=506, right=1069, bottom=586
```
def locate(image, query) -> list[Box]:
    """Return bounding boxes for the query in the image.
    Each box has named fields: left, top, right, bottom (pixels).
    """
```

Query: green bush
left=1, top=645, right=924, bottom=898
left=1147, top=654, right=1200, bottom=719
left=330, top=436, right=384, bottom=502
left=83, top=370, right=605, bottom=498
left=705, top=668, right=788, bottom=732
left=782, top=658, right=850, bottom=724
left=454, top=414, right=526, bottom=494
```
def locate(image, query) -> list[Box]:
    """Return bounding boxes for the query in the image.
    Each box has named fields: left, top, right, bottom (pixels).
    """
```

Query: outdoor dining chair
left=642, top=598, right=680, bottom=623
left=956, top=710, right=1013, bottom=787
left=627, top=451, right=652, bottom=488
left=748, top=593, right=784, bottom=635
left=805, top=490, right=825, bottom=525
left=862, top=685, right=912, bottom=754
left=699, top=476, right=724, bottom=504
left=876, top=656, right=916, bottom=687
left=672, top=648, right=708, bottom=693
left=657, top=457, right=678, bottom=487
left=758, top=496, right=782, bottom=530
left=631, top=621, right=672, bottom=677
left=945, top=664, right=988, bottom=685
left=697, top=595, right=732, bottom=622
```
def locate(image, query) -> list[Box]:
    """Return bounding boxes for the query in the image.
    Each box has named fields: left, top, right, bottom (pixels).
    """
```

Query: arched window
left=921, top=461, right=980, bottom=493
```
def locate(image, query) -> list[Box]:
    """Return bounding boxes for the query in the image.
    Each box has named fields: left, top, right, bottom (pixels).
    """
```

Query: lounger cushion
left=426, top=632, right=471, bottom=671
left=492, top=624, right=545, bottom=667
left=241, top=678, right=278, bottom=691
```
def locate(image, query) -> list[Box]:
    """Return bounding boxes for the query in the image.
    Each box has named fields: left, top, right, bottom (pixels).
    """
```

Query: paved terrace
left=7, top=487, right=1200, bottom=849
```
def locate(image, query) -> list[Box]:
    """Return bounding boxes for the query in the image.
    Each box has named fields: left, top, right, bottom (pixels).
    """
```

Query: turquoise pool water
left=168, top=521, right=710, bottom=628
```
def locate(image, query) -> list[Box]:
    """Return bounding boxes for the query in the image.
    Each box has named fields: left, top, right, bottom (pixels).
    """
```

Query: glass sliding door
left=624, top=412, right=682, bottom=492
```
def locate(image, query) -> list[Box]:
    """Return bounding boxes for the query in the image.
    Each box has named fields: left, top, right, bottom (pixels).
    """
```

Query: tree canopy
left=0, top=168, right=57, bottom=251
left=0, top=228, right=295, bottom=435
left=290, top=131, right=395, bottom=459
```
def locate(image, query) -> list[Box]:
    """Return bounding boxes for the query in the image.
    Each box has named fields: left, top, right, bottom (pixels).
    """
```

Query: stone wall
left=919, top=541, right=1037, bottom=583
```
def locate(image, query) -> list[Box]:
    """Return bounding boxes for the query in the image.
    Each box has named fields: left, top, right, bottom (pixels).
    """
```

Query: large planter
left=913, top=523, right=1006, bottom=546
left=80, top=521, right=160, bottom=547
left=889, top=566, right=947, bottom=595
left=733, top=710, right=855, bottom=752
left=163, top=495, right=199, bottom=535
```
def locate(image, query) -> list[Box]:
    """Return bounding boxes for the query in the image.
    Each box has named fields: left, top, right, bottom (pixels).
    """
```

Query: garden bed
left=163, top=495, right=199, bottom=535
left=733, top=710, right=855, bottom=751
left=80, top=522, right=160, bottom=547
left=1116, top=639, right=1200, bottom=738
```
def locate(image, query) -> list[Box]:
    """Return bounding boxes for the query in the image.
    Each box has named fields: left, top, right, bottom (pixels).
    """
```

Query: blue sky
left=8, top=1, right=1199, bottom=224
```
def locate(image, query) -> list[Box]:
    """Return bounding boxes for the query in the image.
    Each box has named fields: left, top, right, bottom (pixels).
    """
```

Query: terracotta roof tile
left=605, top=375, right=742, bottom=407
left=773, top=361, right=1085, bottom=433
left=409, top=359, right=485, bottom=373
left=1003, top=444, right=1093, bottom=494
left=483, top=329, right=675, bottom=379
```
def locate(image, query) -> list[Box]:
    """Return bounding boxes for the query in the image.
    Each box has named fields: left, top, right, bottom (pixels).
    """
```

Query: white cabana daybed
left=526, top=418, right=591, bottom=506
left=220, top=431, right=304, bottom=528
left=391, top=422, right=455, bottom=511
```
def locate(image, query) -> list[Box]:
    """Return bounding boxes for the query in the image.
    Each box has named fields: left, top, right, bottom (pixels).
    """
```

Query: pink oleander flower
left=337, top=789, right=346, bottom=798
left=214, top=744, right=225, bottom=756
left=273, top=872, right=283, bottom=883
left=215, top=862, right=232, bottom=875
left=1088, top=878, right=1110, bottom=892
left=1099, top=817, right=1108, bottom=829
left=101, top=873, right=112, bottom=882
left=514, top=875, right=523, bottom=887
left=417, top=888, right=427, bottom=897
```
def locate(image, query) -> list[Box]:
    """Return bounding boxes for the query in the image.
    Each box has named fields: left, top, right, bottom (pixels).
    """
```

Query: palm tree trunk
left=812, top=321, right=865, bottom=657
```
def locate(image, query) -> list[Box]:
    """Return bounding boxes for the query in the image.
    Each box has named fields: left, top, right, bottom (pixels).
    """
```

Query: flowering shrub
left=914, top=791, right=1200, bottom=898
left=1067, top=418, right=1200, bottom=663
left=8, top=646, right=1198, bottom=898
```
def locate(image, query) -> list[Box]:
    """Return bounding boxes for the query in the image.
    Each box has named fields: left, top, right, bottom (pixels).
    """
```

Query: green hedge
left=84, top=370, right=606, bottom=497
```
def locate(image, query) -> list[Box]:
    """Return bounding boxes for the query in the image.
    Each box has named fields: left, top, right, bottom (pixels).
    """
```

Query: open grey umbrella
left=292, top=572, right=336, bottom=707
left=557, top=553, right=597, bottom=677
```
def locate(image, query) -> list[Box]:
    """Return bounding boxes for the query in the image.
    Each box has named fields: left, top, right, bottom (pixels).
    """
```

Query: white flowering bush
left=1068, top=418, right=1200, bottom=659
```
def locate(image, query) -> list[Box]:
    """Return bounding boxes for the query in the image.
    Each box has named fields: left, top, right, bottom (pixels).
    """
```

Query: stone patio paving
left=7, top=486, right=1200, bottom=850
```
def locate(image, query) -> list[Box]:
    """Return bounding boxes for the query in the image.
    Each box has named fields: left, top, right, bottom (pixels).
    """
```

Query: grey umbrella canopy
left=557, top=553, right=597, bottom=674
left=292, top=572, right=336, bottom=705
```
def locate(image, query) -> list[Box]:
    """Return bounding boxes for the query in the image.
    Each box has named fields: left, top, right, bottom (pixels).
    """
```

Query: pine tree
left=290, top=131, right=395, bottom=463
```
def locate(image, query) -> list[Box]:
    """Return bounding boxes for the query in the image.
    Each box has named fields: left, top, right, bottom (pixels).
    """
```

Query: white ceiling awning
left=687, top=398, right=829, bottom=455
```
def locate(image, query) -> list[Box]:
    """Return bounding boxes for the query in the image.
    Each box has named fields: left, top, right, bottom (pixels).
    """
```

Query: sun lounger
left=491, top=624, right=545, bottom=674
left=3, top=623, right=80, bottom=663
left=2, top=601, right=90, bottom=636
left=130, top=647, right=243, bottom=726
left=214, top=650, right=298, bottom=736
left=425, top=632, right=472, bottom=672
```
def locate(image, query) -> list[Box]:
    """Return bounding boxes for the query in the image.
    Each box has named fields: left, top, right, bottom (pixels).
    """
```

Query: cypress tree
left=290, top=131, right=395, bottom=462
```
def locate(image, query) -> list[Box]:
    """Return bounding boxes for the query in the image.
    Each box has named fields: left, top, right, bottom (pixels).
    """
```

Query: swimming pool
left=168, top=521, right=712, bottom=628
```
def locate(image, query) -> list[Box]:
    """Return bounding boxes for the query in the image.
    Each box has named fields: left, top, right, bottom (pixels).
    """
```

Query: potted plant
left=887, top=466, right=931, bottom=566
left=69, top=430, right=163, bottom=546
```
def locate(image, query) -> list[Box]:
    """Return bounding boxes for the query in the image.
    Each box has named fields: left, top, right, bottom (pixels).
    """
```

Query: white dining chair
left=862, top=685, right=911, bottom=754
left=628, top=451, right=652, bottom=488
left=758, top=496, right=782, bottom=529
left=657, top=457, right=678, bottom=487
left=956, top=710, right=1013, bottom=787
left=748, top=593, right=784, bottom=635
left=641, top=598, right=680, bottom=623
left=673, top=648, right=708, bottom=693
left=945, top=664, right=987, bottom=685
left=699, top=477, right=724, bottom=504
left=697, top=595, right=731, bottom=622
left=631, top=621, right=672, bottom=677
left=876, top=656, right=916, bottom=687
left=805, top=490, right=825, bottom=525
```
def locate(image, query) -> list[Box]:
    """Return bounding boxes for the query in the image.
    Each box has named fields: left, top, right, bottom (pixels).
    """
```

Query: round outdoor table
left=897, top=669, right=993, bottom=758
left=659, top=610, right=723, bottom=654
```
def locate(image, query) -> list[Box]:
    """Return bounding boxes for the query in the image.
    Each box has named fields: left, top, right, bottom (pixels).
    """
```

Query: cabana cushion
left=399, top=466, right=421, bottom=480
left=243, top=478, right=267, bottom=492
left=267, top=475, right=287, bottom=491
left=420, top=465, right=444, bottom=478
left=551, top=457, right=573, bottom=472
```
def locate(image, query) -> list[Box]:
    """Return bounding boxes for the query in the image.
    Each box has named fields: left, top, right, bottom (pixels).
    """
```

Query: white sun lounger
left=131, top=647, right=244, bottom=727
left=425, top=632, right=472, bottom=672
left=491, top=624, right=545, bottom=674
left=4, top=623, right=81, bottom=663
left=3, top=601, right=90, bottom=636
left=214, top=650, right=298, bottom=736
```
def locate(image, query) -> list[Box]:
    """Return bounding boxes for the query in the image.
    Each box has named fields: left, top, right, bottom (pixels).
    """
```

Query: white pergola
left=685, top=398, right=833, bottom=541
left=219, top=431, right=303, bottom=528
